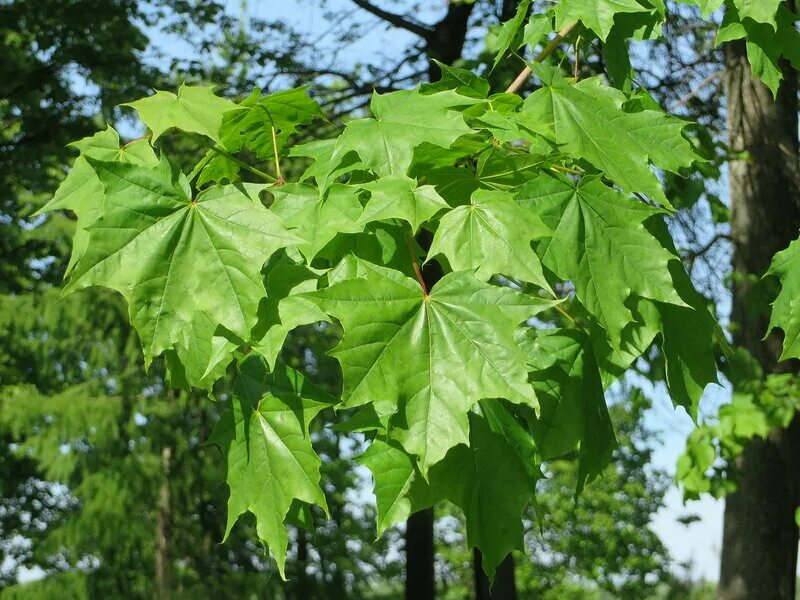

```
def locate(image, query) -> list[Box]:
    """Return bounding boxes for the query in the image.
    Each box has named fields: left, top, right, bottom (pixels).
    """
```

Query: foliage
left=677, top=350, right=800, bottom=500
left=25, top=0, right=800, bottom=586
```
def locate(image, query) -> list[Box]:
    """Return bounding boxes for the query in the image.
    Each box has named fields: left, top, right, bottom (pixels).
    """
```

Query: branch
left=350, top=0, right=433, bottom=40
left=505, top=22, right=579, bottom=94
left=669, top=70, right=723, bottom=110
left=682, top=233, right=731, bottom=260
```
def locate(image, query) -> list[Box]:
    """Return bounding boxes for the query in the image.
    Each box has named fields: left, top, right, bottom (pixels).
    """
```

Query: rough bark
left=718, top=20, right=800, bottom=600
left=474, top=550, right=517, bottom=600
left=155, top=446, right=173, bottom=600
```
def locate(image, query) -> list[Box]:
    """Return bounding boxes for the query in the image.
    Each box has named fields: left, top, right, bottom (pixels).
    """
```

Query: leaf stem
left=207, top=145, right=277, bottom=183
left=406, top=232, right=428, bottom=295
left=505, top=21, right=579, bottom=94
left=554, top=302, right=577, bottom=325
left=271, top=125, right=284, bottom=183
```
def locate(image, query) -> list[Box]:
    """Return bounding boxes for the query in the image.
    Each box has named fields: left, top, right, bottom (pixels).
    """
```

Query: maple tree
left=39, top=0, right=800, bottom=582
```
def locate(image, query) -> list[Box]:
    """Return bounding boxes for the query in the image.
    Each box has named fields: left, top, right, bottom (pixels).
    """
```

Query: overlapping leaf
left=270, top=182, right=364, bottom=260
left=517, top=171, right=686, bottom=349
left=309, top=88, right=477, bottom=180
left=357, top=440, right=437, bottom=538
left=428, top=188, right=551, bottom=289
left=555, top=0, right=657, bottom=40
left=766, top=236, right=800, bottom=361
left=429, top=412, right=537, bottom=577
left=123, top=84, right=236, bottom=143
left=66, top=156, right=299, bottom=370
left=521, top=65, right=701, bottom=206
left=38, top=127, right=157, bottom=273
left=308, top=259, right=554, bottom=470
left=524, top=329, right=616, bottom=491
left=359, top=175, right=449, bottom=233
left=209, top=356, right=333, bottom=577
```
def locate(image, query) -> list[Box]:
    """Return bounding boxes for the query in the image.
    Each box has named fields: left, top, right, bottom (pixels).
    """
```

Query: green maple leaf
left=555, top=0, right=655, bottom=40
left=308, top=259, right=554, bottom=470
left=717, top=4, right=800, bottom=96
left=251, top=250, right=331, bottom=369
left=290, top=137, right=364, bottom=192
left=38, top=127, right=157, bottom=273
left=200, top=87, right=325, bottom=184
left=521, top=65, right=700, bottom=206
left=675, top=0, right=723, bottom=17
left=209, top=356, right=333, bottom=577
left=518, top=171, right=686, bottom=350
left=67, top=156, right=299, bottom=370
left=488, top=0, right=531, bottom=67
left=524, top=329, right=616, bottom=492
left=733, top=0, right=781, bottom=27
left=321, top=88, right=476, bottom=178
left=767, top=236, right=800, bottom=361
left=357, top=440, right=437, bottom=538
left=429, top=412, right=536, bottom=577
left=220, top=86, right=325, bottom=158
left=123, top=84, right=236, bottom=144
left=359, top=175, right=449, bottom=233
left=428, top=188, right=552, bottom=290
left=270, top=182, right=364, bottom=260
left=421, top=61, right=490, bottom=98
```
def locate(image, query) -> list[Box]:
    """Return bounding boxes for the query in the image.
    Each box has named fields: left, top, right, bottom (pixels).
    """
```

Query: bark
left=155, top=446, right=173, bottom=600
left=405, top=508, right=436, bottom=600
left=474, top=550, right=517, bottom=600
left=425, top=2, right=476, bottom=81
left=718, top=17, right=800, bottom=600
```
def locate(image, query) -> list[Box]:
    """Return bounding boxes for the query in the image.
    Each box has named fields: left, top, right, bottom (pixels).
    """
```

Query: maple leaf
left=428, top=188, right=552, bottom=290
left=518, top=171, right=687, bottom=350
left=270, top=182, right=364, bottom=260
left=357, top=440, right=437, bottom=538
left=317, top=88, right=477, bottom=179
left=766, top=236, right=800, bottom=361
left=524, top=329, right=616, bottom=492
left=521, top=65, right=701, bottom=206
left=38, top=127, right=157, bottom=274
left=429, top=412, right=537, bottom=577
left=359, top=175, right=449, bottom=233
left=67, top=156, right=299, bottom=371
left=555, top=0, right=657, bottom=40
left=308, top=259, right=555, bottom=470
left=123, top=84, right=236, bottom=144
left=209, top=356, right=333, bottom=577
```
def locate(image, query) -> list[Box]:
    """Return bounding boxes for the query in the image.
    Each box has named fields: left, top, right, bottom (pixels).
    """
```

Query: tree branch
left=350, top=0, right=433, bottom=40
left=505, top=22, right=579, bottom=94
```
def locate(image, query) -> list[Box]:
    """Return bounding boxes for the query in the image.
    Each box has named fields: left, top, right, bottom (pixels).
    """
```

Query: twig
left=505, top=21, right=579, bottom=94
left=669, top=70, right=722, bottom=110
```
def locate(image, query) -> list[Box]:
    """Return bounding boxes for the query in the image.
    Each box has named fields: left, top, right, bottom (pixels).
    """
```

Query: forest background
left=1, top=0, right=794, bottom=598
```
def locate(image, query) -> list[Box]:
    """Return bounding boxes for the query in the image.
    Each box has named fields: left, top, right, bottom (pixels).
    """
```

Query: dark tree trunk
left=155, top=446, right=173, bottom=600
left=425, top=2, right=476, bottom=81
left=405, top=508, right=436, bottom=600
left=718, top=12, right=800, bottom=599
left=474, top=550, right=517, bottom=600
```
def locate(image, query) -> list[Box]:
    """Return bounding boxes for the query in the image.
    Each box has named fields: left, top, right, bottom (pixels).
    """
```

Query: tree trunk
left=718, top=17, right=800, bottom=600
left=425, top=2, right=475, bottom=81
left=155, top=446, right=173, bottom=600
left=406, top=508, right=436, bottom=600
left=474, top=550, right=517, bottom=600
